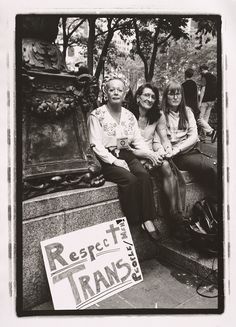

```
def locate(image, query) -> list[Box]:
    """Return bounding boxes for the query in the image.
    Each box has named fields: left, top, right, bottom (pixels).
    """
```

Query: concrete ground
left=32, top=258, right=218, bottom=312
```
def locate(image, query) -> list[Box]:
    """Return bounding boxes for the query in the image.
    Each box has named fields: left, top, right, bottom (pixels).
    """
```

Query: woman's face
left=105, top=79, right=126, bottom=105
left=167, top=88, right=182, bottom=108
left=138, top=87, right=156, bottom=111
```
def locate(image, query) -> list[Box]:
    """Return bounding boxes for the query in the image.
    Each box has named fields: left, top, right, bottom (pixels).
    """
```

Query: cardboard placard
left=40, top=218, right=143, bottom=310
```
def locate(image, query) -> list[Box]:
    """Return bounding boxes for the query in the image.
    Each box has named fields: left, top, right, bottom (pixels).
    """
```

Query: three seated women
left=87, top=73, right=217, bottom=242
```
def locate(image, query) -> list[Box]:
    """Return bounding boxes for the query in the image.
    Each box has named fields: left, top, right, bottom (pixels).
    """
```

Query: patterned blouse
left=88, top=105, right=148, bottom=164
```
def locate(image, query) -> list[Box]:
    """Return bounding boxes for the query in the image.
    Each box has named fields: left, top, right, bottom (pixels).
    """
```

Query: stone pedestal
left=19, top=16, right=103, bottom=199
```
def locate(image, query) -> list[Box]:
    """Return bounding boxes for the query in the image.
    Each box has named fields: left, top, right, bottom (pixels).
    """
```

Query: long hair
left=133, top=83, right=161, bottom=124
left=161, top=80, right=188, bottom=130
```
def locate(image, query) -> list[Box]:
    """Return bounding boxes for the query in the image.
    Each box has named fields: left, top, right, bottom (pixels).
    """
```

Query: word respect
left=45, top=223, right=126, bottom=272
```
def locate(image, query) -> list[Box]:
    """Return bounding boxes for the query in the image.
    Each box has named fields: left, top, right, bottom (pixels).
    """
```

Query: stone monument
left=19, top=15, right=104, bottom=200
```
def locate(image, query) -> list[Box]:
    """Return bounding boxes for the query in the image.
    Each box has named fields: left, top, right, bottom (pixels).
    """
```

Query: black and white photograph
left=1, top=0, right=236, bottom=325
left=15, top=12, right=223, bottom=314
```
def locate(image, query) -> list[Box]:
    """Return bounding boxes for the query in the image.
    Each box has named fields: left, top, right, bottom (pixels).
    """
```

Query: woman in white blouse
left=133, top=83, right=189, bottom=241
left=88, top=75, right=163, bottom=241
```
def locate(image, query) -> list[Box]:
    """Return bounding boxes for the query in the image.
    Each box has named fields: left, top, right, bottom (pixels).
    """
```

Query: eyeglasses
left=167, top=91, right=182, bottom=97
left=141, top=93, right=156, bottom=100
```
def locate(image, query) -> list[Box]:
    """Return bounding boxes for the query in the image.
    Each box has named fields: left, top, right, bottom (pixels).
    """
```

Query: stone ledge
left=23, top=182, right=119, bottom=220
left=23, top=171, right=196, bottom=220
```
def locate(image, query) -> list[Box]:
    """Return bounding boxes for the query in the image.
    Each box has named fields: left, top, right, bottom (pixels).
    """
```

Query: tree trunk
left=95, top=31, right=114, bottom=80
left=144, top=65, right=151, bottom=82
left=147, top=39, right=159, bottom=82
left=146, top=72, right=153, bottom=82
left=87, top=17, right=96, bottom=75
left=62, top=18, right=68, bottom=61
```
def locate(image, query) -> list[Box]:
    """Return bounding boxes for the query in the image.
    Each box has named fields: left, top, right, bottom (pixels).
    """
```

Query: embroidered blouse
left=88, top=104, right=148, bottom=164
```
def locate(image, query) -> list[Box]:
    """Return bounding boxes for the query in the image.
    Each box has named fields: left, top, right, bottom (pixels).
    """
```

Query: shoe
left=211, top=129, right=217, bottom=143
left=141, top=222, right=160, bottom=242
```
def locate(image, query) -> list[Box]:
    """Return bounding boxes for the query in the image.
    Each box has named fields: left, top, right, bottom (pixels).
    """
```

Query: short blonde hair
left=102, top=72, right=129, bottom=96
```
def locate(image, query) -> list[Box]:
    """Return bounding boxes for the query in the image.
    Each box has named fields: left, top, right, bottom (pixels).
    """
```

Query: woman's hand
left=156, top=147, right=166, bottom=158
left=125, top=144, right=134, bottom=152
left=164, top=146, right=173, bottom=159
left=146, top=151, right=164, bottom=166
left=113, top=159, right=130, bottom=171
left=172, top=147, right=181, bottom=157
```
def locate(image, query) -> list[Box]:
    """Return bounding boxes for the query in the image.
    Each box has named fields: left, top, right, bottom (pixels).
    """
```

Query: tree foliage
left=56, top=16, right=218, bottom=85
left=92, top=17, right=133, bottom=78
left=153, top=36, right=217, bottom=92
left=129, top=17, right=189, bottom=81
left=193, top=17, right=218, bottom=50
left=57, top=16, right=133, bottom=78
left=57, top=17, right=87, bottom=60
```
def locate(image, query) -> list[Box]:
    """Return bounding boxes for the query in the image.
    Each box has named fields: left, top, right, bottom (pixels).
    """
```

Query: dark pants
left=101, top=158, right=157, bottom=225
left=173, top=149, right=217, bottom=198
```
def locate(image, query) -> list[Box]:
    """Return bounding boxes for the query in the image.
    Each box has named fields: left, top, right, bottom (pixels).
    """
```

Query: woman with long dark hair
left=161, top=80, right=217, bottom=199
left=87, top=74, right=163, bottom=241
left=133, top=83, right=189, bottom=241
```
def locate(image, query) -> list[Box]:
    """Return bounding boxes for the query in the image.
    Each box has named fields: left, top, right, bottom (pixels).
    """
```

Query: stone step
left=155, top=238, right=218, bottom=284
left=23, top=181, right=119, bottom=220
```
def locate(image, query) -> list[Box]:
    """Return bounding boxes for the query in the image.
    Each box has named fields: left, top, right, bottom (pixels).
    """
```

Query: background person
left=133, top=83, right=189, bottom=241
left=87, top=74, right=162, bottom=241
left=198, top=64, right=217, bottom=142
left=182, top=68, right=200, bottom=121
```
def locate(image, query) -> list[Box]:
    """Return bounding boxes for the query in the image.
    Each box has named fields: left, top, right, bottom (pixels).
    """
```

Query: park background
left=55, top=15, right=217, bottom=97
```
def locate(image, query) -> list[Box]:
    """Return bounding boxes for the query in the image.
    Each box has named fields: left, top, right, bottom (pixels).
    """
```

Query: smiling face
left=105, top=79, right=126, bottom=105
left=137, top=87, right=156, bottom=111
left=166, top=84, right=182, bottom=109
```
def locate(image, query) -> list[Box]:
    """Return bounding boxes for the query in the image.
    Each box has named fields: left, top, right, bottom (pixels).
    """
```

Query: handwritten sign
left=40, top=218, right=143, bottom=310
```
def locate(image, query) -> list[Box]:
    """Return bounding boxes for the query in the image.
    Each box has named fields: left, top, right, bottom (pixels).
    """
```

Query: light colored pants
left=198, top=101, right=215, bottom=134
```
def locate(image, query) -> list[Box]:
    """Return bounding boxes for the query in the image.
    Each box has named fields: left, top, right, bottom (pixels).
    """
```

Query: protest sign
left=40, top=217, right=143, bottom=310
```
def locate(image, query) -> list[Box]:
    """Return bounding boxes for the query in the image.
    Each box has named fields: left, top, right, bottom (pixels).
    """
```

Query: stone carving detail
left=23, top=72, right=99, bottom=120
left=30, top=94, right=75, bottom=119
left=22, top=38, right=67, bottom=72
left=67, top=74, right=99, bottom=115
left=23, top=165, right=105, bottom=200
left=22, top=70, right=103, bottom=199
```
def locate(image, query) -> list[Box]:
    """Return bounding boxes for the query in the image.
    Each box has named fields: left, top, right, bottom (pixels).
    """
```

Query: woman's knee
left=135, top=169, right=151, bottom=182
left=123, top=173, right=138, bottom=187
left=159, top=160, right=173, bottom=178
left=205, top=164, right=217, bottom=184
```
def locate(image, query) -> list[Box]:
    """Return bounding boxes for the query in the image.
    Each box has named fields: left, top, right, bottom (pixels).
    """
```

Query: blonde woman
left=88, top=74, right=163, bottom=241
